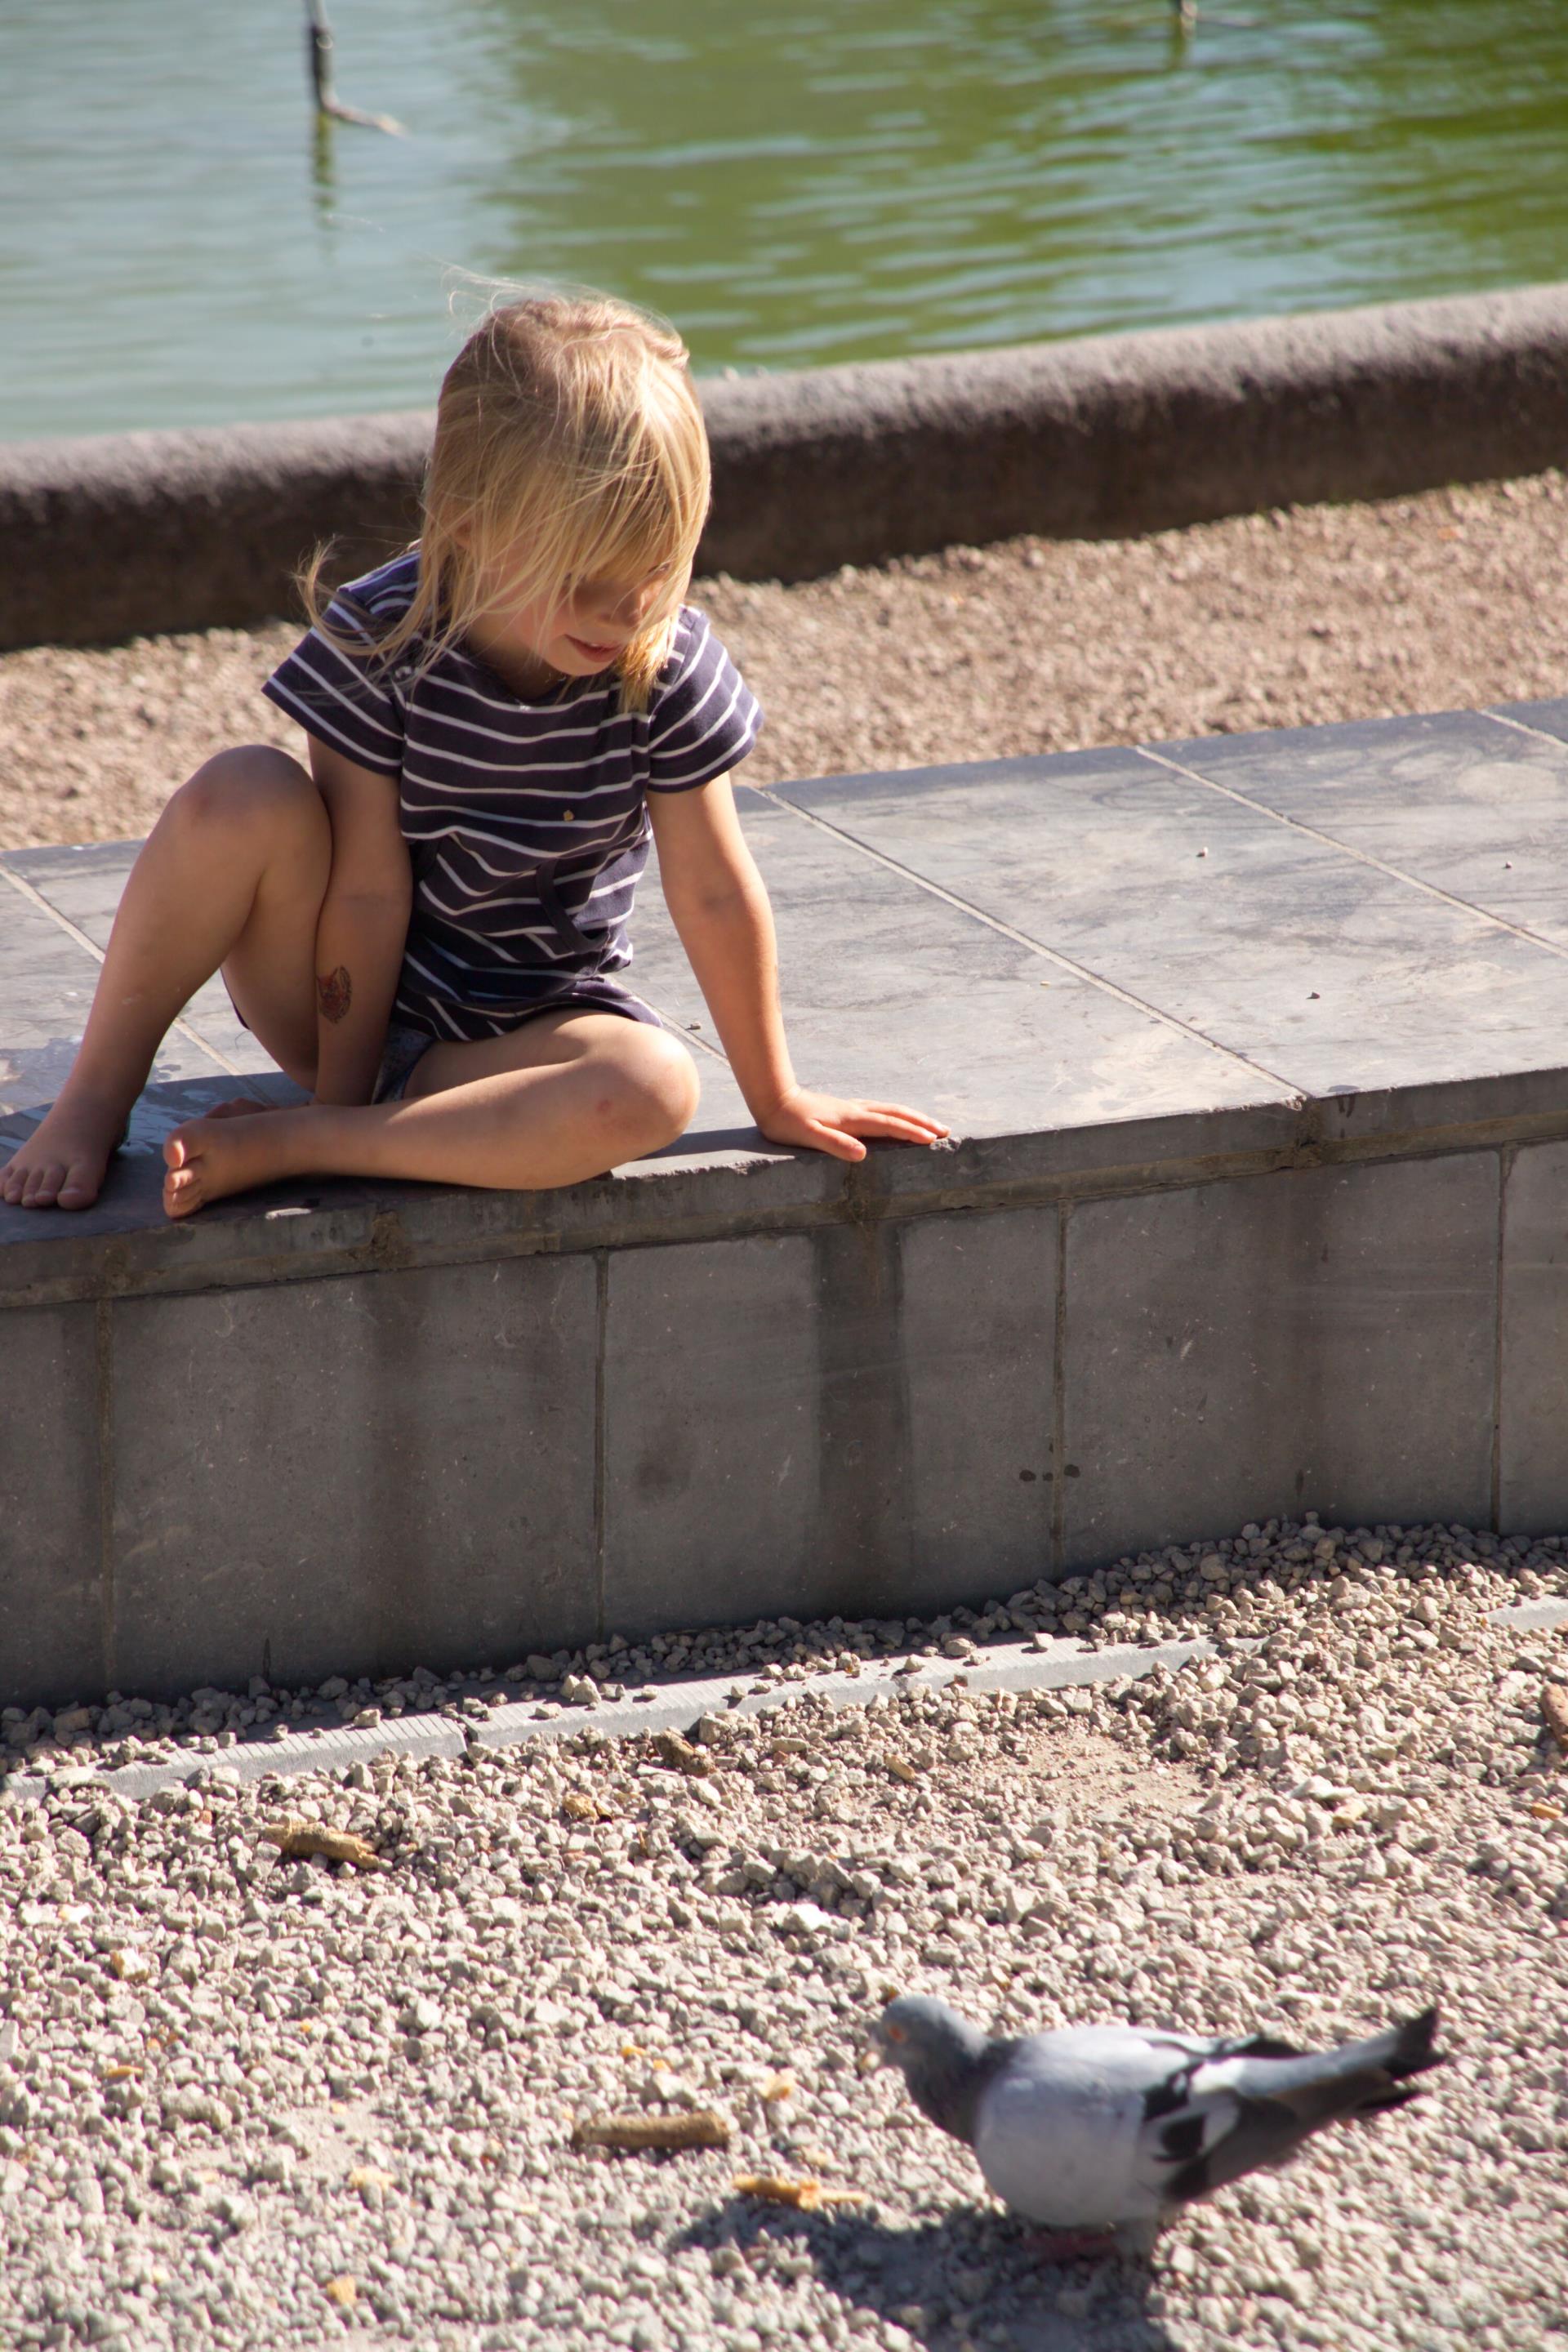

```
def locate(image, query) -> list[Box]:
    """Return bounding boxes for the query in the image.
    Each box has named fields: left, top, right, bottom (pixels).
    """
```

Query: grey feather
left=872, top=1997, right=1443, bottom=2233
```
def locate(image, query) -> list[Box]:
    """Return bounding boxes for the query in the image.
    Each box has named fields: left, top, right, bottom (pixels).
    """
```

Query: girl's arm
left=647, top=777, right=948, bottom=1161
left=306, top=737, right=413, bottom=1107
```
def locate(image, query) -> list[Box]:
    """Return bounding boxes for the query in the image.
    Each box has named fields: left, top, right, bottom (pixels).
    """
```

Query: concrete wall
left=6, top=1124, right=1566, bottom=1710
left=4, top=281, right=1568, bottom=651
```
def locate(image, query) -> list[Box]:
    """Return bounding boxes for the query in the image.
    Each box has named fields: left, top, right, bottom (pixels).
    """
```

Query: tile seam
left=0, top=864, right=256, bottom=1080
left=96, top=1295, right=115, bottom=1695
left=1135, top=735, right=1568, bottom=964
left=1493, top=1145, right=1512, bottom=1533
left=1050, top=1202, right=1068, bottom=1577
left=751, top=787, right=1303, bottom=1098
left=593, top=1250, right=609, bottom=1644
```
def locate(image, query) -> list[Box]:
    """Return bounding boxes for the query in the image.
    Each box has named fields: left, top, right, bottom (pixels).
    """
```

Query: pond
left=4, top=0, right=1568, bottom=439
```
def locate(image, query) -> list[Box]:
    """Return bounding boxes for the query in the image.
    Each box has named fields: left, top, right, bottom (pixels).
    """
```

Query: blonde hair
left=302, top=291, right=710, bottom=710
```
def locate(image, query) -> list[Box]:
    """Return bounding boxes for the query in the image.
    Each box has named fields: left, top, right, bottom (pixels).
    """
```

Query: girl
left=2, top=293, right=946, bottom=1218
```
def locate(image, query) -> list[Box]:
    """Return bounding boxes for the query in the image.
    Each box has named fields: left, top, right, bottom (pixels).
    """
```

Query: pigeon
left=872, top=1993, right=1442, bottom=2252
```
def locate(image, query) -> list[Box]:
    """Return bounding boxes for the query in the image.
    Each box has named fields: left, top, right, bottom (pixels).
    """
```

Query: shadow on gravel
left=675, top=2195, right=1176, bottom=2351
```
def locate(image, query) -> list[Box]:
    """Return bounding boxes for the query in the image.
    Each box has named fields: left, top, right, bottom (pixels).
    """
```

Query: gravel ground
left=3, top=470, right=1568, bottom=853
left=2, top=1515, right=1566, bottom=2352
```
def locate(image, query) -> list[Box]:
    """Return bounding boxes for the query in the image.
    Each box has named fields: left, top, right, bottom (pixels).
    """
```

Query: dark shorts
left=370, top=991, right=665, bottom=1104
left=225, top=982, right=663, bottom=1105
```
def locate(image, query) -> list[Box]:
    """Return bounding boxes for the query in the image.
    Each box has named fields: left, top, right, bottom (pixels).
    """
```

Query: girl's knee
left=172, top=745, right=325, bottom=843
left=611, top=1031, right=700, bottom=1148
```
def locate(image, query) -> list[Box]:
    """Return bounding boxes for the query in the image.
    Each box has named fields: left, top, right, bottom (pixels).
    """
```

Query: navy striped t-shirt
left=262, top=552, right=763, bottom=1041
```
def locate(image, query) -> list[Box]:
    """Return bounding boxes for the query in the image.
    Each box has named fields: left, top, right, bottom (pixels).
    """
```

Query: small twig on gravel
left=261, top=1819, right=381, bottom=1869
left=733, top=2174, right=868, bottom=2211
left=570, top=2109, right=732, bottom=2154
left=1542, top=1685, right=1568, bottom=1753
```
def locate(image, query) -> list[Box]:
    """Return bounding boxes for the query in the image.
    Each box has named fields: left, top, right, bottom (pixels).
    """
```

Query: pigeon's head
left=871, top=1994, right=994, bottom=2145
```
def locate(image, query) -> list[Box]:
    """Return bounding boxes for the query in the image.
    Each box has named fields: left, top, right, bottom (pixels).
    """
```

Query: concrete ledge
left=6, top=282, right=1568, bottom=648
left=11, top=702, right=1568, bottom=1709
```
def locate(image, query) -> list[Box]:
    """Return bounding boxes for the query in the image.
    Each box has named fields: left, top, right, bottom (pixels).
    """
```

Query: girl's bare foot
left=0, top=1094, right=127, bottom=1211
left=163, top=1111, right=299, bottom=1218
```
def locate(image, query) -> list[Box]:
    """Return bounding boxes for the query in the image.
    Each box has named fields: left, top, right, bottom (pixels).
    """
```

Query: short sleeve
left=262, top=590, right=407, bottom=780
left=644, top=611, right=763, bottom=793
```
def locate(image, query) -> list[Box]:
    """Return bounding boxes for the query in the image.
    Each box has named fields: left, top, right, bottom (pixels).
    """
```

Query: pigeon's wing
left=1141, top=2007, right=1443, bottom=2207
left=973, top=2026, right=1228, bottom=2230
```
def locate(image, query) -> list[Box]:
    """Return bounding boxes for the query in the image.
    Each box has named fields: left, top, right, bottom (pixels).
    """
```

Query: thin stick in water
left=304, top=0, right=405, bottom=136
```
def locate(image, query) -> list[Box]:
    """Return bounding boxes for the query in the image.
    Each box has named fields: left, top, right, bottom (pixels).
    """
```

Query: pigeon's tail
left=1165, top=2007, right=1444, bottom=2204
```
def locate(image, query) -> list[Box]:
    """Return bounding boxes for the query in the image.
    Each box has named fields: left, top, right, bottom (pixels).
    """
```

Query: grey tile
left=601, top=1205, right=1056, bottom=1634
left=1060, top=1153, right=1499, bottom=1566
left=1158, top=706, right=1568, bottom=951
left=0, top=1303, right=105, bottom=1708
left=893, top=1206, right=1058, bottom=1608
left=632, top=788, right=1288, bottom=1139
left=1499, top=1141, right=1568, bottom=1533
left=3, top=840, right=280, bottom=1076
left=106, top=1253, right=599, bottom=1697
left=602, top=1232, right=821, bottom=1634
left=1490, top=696, right=1568, bottom=747
left=773, top=749, right=1568, bottom=1103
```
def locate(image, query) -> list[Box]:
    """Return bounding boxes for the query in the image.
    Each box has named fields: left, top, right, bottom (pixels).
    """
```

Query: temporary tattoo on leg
left=317, top=965, right=352, bottom=1023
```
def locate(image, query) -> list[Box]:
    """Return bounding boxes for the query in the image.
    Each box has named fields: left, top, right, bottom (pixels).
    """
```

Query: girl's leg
left=161, top=1008, right=701, bottom=1218
left=1, top=746, right=328, bottom=1211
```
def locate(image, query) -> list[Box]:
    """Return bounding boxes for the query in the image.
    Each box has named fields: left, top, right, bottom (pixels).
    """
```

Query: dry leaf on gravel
left=561, top=1791, right=614, bottom=1822
left=323, top=2276, right=358, bottom=2308
left=653, top=1731, right=713, bottom=1778
left=262, top=1820, right=382, bottom=1870
left=1543, top=1686, right=1568, bottom=1752
left=570, top=2109, right=732, bottom=2154
left=733, top=2174, right=867, bottom=2212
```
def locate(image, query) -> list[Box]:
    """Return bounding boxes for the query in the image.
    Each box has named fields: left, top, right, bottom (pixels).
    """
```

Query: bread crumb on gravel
left=2, top=1516, right=1565, bottom=2350
left=4, top=472, right=1568, bottom=853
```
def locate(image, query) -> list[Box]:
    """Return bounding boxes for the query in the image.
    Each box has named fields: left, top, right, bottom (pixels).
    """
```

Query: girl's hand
left=202, top=1097, right=278, bottom=1120
left=755, top=1086, right=950, bottom=1163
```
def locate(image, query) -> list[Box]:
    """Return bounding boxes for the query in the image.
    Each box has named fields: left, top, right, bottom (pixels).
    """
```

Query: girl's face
left=467, top=550, right=677, bottom=692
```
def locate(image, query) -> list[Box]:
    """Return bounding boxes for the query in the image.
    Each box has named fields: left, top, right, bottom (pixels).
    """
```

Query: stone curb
left=6, top=1596, right=1562, bottom=1812
left=6, top=281, right=1568, bottom=649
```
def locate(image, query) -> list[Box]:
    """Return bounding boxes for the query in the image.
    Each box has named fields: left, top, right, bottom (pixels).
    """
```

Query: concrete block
left=1061, top=1153, right=1499, bottom=1565
left=776, top=749, right=1568, bottom=1105
left=894, top=1207, right=1058, bottom=1606
left=1499, top=1141, right=1568, bottom=1532
left=0, top=1303, right=105, bottom=1708
left=105, top=1253, right=599, bottom=1697
left=601, top=1204, right=1057, bottom=1634
left=635, top=787, right=1290, bottom=1138
left=1158, top=706, right=1568, bottom=952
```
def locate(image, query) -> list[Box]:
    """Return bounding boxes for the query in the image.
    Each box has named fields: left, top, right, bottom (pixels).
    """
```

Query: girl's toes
left=164, top=1169, right=203, bottom=1220
left=56, top=1168, right=94, bottom=1209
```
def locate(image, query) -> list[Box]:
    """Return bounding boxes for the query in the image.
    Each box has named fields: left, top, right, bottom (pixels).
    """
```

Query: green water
left=4, top=1, right=1568, bottom=439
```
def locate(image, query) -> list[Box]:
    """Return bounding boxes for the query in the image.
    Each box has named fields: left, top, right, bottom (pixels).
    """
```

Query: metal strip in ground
left=5, top=1597, right=1562, bottom=1811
